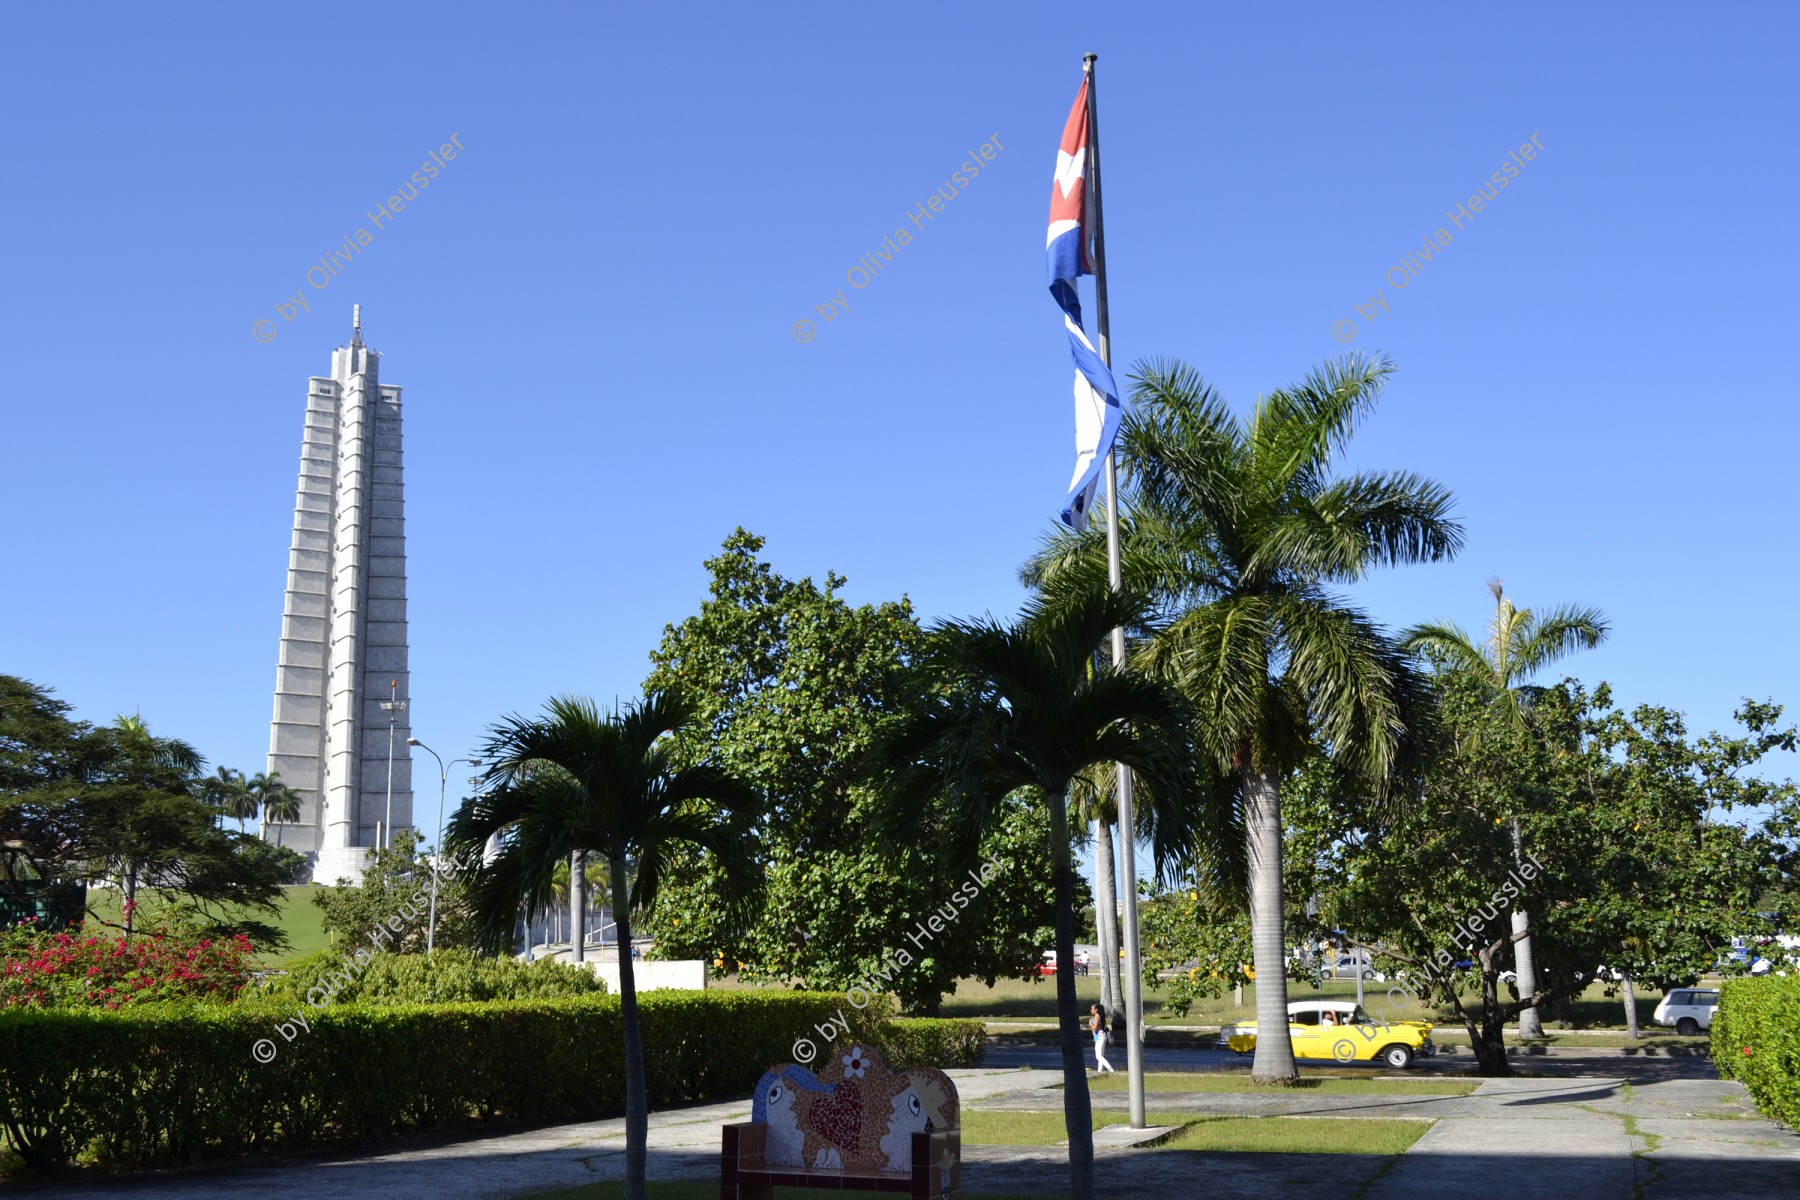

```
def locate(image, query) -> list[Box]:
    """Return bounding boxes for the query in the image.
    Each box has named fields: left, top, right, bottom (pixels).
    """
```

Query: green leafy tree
left=450, top=692, right=761, bottom=1200
left=639, top=530, right=1066, bottom=1012
left=1404, top=578, right=1608, bottom=1035
left=862, top=588, right=1208, bottom=1200
left=0, top=678, right=289, bottom=948
left=1312, top=678, right=1798, bottom=1075
left=1026, top=354, right=1460, bottom=1083
left=314, top=828, right=481, bottom=953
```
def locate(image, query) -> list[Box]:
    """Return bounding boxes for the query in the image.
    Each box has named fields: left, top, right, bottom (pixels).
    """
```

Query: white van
left=1652, top=987, right=1719, bottom=1035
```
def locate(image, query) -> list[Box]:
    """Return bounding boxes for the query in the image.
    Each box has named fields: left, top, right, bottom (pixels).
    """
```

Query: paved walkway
left=14, top=1058, right=1800, bottom=1199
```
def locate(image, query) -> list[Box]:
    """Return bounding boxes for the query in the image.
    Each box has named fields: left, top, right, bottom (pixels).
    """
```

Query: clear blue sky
left=3, top=3, right=1795, bottom=842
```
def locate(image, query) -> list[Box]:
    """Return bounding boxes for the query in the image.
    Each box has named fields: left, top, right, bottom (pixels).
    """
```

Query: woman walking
left=1089, top=1003, right=1114, bottom=1073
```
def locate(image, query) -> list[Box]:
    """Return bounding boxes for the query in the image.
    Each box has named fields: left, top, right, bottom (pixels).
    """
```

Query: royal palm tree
left=1403, top=578, right=1607, bottom=1037
left=259, top=775, right=302, bottom=827
left=862, top=588, right=1211, bottom=1200
left=200, top=767, right=252, bottom=831
left=1068, top=759, right=1122, bottom=1016
left=1026, top=354, right=1460, bottom=1084
left=447, top=692, right=761, bottom=1200
left=245, top=771, right=301, bottom=833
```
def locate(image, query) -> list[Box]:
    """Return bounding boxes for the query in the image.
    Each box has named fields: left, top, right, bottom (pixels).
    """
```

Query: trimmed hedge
left=1712, top=974, right=1800, bottom=1127
left=257, top=948, right=607, bottom=1005
left=876, top=1017, right=987, bottom=1070
left=0, top=990, right=983, bottom=1170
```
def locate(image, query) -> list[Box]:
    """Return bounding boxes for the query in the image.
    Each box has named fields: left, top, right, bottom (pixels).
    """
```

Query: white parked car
left=1319, top=954, right=1385, bottom=982
left=1652, top=987, right=1720, bottom=1035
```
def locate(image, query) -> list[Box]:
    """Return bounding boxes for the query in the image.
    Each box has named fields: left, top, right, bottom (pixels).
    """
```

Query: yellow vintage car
left=1220, top=1000, right=1436, bottom=1068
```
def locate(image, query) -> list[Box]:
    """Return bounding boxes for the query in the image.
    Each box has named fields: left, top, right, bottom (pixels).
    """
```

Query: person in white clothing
left=1089, top=1003, right=1114, bottom=1073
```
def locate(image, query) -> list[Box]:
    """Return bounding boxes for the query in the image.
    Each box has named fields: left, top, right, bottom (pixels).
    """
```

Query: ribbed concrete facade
left=264, top=318, right=412, bottom=884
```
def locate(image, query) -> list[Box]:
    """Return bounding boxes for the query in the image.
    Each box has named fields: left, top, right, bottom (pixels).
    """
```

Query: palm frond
left=1400, top=621, right=1493, bottom=681
left=1511, top=604, right=1610, bottom=679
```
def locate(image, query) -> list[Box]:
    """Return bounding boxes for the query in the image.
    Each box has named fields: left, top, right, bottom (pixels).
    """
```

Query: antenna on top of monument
left=351, top=304, right=364, bottom=348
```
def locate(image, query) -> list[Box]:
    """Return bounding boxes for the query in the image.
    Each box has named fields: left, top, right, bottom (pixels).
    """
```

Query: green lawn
left=942, top=1109, right=1436, bottom=1153
left=80, top=884, right=331, bottom=964
left=1084, top=1073, right=1477, bottom=1096
left=1160, top=1116, right=1433, bottom=1155
left=526, top=1185, right=1020, bottom=1200
left=964, top=1109, right=1135, bottom=1145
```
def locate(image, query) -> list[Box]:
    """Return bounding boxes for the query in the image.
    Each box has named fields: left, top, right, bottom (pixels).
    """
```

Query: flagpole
left=1084, top=50, right=1147, bottom=1131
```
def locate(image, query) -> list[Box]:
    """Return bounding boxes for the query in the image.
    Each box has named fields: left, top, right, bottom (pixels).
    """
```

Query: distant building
left=263, top=308, right=412, bottom=884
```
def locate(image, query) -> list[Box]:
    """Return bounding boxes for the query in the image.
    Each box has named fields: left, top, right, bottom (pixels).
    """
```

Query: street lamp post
left=379, top=681, right=407, bottom=849
left=407, top=737, right=480, bottom=954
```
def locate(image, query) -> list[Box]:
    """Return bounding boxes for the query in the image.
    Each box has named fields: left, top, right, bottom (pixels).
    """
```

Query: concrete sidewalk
left=13, top=1065, right=1800, bottom=1199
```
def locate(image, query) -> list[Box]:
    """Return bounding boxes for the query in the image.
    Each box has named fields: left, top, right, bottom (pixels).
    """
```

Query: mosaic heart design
left=809, top=1079, right=864, bottom=1151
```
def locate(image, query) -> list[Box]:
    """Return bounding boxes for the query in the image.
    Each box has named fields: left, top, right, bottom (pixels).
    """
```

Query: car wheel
left=1676, top=1018, right=1701, bottom=1036
left=1361, top=969, right=1376, bottom=981
left=1381, top=1044, right=1414, bottom=1069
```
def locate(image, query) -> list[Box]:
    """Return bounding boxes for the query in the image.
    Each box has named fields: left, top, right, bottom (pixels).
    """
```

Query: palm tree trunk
left=1509, top=819, right=1542, bottom=1038
left=1093, top=817, right=1118, bottom=1016
left=611, top=853, right=648, bottom=1200
left=570, top=851, right=586, bottom=963
left=1050, top=787, right=1096, bottom=1200
left=1621, top=974, right=1639, bottom=1039
left=1244, top=767, right=1297, bottom=1084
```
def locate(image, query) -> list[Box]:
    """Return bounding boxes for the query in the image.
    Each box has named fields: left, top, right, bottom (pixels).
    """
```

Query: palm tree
left=245, top=771, right=301, bottom=834
left=1403, top=578, right=1607, bottom=1037
left=550, top=857, right=570, bottom=943
left=448, top=692, right=761, bottom=1200
left=200, top=767, right=253, bottom=831
left=862, top=587, right=1210, bottom=1200
left=259, top=775, right=302, bottom=827
left=1026, top=354, right=1461, bottom=1084
left=1068, top=760, right=1122, bottom=1016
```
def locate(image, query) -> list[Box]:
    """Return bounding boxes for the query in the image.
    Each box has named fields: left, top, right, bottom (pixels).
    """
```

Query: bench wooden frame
left=720, top=1121, right=961, bottom=1199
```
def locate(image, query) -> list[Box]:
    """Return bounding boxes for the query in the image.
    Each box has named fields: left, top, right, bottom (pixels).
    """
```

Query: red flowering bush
left=0, top=917, right=254, bottom=1009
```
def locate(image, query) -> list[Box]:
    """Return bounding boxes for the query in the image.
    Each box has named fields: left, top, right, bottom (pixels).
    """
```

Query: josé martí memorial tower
left=262, top=307, right=413, bottom=885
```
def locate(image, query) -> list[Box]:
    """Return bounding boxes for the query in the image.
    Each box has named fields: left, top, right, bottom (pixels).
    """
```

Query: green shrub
left=869, top=1017, right=986, bottom=1069
left=0, top=990, right=980, bottom=1171
left=1712, top=974, right=1800, bottom=1126
left=256, top=949, right=605, bottom=1006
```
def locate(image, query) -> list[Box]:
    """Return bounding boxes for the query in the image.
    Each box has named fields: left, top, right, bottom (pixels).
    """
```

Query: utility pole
left=379, top=679, right=407, bottom=849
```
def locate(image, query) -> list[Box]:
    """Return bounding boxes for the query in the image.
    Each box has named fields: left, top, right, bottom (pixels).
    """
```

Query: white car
left=1652, top=987, right=1719, bottom=1035
left=1319, top=955, right=1385, bottom=982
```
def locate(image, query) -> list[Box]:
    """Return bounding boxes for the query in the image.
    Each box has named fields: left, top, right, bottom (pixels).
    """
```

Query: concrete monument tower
left=264, top=307, right=412, bottom=884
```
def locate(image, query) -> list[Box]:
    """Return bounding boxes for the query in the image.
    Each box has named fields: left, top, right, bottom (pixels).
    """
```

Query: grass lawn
left=524, top=1186, right=1021, bottom=1200
left=1084, top=1073, right=1478, bottom=1096
left=961, top=1109, right=1435, bottom=1153
left=81, top=885, right=331, bottom=964
left=1160, top=1116, right=1433, bottom=1155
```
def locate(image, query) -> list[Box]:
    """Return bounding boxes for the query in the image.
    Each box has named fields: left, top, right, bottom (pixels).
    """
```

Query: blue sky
left=2, top=2, right=1795, bottom=844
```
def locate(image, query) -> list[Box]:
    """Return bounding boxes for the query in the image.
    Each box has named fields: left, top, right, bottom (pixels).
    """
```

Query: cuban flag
left=1048, top=77, right=1122, bottom=531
